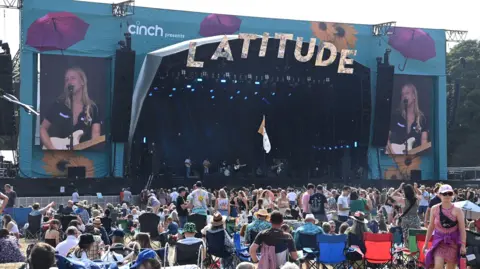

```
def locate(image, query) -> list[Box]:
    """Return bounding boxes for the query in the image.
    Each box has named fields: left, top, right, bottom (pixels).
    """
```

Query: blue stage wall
left=18, top=0, right=447, bottom=180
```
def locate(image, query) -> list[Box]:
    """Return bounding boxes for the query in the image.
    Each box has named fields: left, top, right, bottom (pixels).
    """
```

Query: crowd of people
left=0, top=181, right=475, bottom=269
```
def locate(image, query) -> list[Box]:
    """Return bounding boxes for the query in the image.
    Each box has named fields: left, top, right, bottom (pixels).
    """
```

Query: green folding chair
left=407, top=229, right=426, bottom=253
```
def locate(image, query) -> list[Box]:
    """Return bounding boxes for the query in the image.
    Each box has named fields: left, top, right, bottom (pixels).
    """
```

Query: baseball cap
left=130, top=249, right=158, bottom=269
left=438, top=184, right=454, bottom=194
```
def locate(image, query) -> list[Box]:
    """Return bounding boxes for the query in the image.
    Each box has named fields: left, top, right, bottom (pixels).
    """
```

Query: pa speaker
left=0, top=54, right=14, bottom=136
left=411, top=169, right=422, bottom=181
left=371, top=64, right=394, bottom=147
left=111, top=49, right=136, bottom=142
left=68, top=166, right=86, bottom=179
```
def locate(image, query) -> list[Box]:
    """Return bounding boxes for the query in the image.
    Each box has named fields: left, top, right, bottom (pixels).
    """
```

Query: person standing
left=3, top=184, right=16, bottom=215
left=287, top=188, right=297, bottom=208
left=309, top=185, right=328, bottom=222
left=337, top=186, right=351, bottom=222
left=418, top=185, right=430, bottom=219
left=424, top=184, right=466, bottom=269
left=123, top=187, right=132, bottom=205
left=72, top=189, right=80, bottom=204
left=203, top=159, right=210, bottom=175
left=176, top=187, right=189, bottom=228
left=185, top=157, right=192, bottom=179
left=300, top=184, right=315, bottom=218
left=187, top=181, right=209, bottom=216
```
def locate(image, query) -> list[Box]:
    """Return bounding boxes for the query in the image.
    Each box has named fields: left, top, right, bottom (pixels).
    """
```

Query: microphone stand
left=0, top=88, right=39, bottom=116
left=68, top=85, right=74, bottom=151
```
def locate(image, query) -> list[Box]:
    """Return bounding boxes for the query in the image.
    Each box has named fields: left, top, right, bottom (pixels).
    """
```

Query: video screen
left=386, top=75, right=433, bottom=155
left=39, top=55, right=109, bottom=151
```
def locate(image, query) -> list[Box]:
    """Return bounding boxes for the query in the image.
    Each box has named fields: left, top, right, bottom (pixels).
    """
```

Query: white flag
left=258, top=116, right=271, bottom=154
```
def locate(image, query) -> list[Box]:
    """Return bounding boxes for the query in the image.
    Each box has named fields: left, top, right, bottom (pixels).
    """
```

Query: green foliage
left=447, top=40, right=480, bottom=166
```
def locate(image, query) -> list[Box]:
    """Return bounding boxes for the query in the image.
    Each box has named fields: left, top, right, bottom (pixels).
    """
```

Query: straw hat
left=76, top=201, right=90, bottom=209
left=254, top=209, right=270, bottom=220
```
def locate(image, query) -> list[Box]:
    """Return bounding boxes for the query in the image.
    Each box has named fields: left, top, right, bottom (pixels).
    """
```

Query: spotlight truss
left=12, top=49, right=19, bottom=84
left=112, top=0, right=135, bottom=17
left=445, top=30, right=468, bottom=43
left=0, top=0, right=22, bottom=9
left=372, top=21, right=396, bottom=36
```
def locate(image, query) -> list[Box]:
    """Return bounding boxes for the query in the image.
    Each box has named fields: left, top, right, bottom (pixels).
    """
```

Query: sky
left=0, top=0, right=478, bottom=57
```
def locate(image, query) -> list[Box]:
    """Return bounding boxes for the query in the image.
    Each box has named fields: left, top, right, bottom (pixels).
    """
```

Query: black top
left=176, top=196, right=188, bottom=216
left=44, top=100, right=101, bottom=141
left=254, top=228, right=296, bottom=253
left=309, top=193, right=327, bottom=214
left=5, top=191, right=16, bottom=208
left=389, top=112, right=428, bottom=148
left=428, top=196, right=441, bottom=208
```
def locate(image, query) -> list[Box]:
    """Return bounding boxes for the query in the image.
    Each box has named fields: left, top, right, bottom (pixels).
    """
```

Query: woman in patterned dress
left=424, top=184, right=467, bottom=269
left=392, top=183, right=422, bottom=245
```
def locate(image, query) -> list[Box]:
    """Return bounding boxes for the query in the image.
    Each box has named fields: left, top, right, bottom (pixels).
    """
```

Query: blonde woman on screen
left=40, top=67, right=101, bottom=150
left=386, top=83, right=428, bottom=154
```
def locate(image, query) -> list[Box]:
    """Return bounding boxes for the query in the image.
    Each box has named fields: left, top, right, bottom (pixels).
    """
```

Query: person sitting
left=3, top=214, right=20, bottom=238
left=293, top=214, right=324, bottom=249
left=84, top=224, right=105, bottom=261
left=283, top=208, right=295, bottom=220
left=245, top=209, right=272, bottom=244
left=175, top=222, right=205, bottom=260
left=111, top=229, right=126, bottom=248
left=0, top=228, right=25, bottom=263
left=93, top=217, right=111, bottom=245
left=62, top=200, right=75, bottom=215
left=28, top=242, right=56, bottom=269
left=56, top=226, right=79, bottom=256
left=29, top=202, right=55, bottom=216
left=345, top=211, right=370, bottom=255
left=322, top=222, right=332, bottom=235
left=74, top=201, right=91, bottom=227
left=130, top=249, right=162, bottom=269
left=68, top=233, right=96, bottom=261
left=44, top=219, right=61, bottom=247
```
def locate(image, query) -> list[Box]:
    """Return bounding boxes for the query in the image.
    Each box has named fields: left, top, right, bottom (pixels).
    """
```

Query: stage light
left=354, top=141, right=358, bottom=148
left=340, top=145, right=344, bottom=148
left=154, top=87, right=159, bottom=91
left=210, top=89, right=214, bottom=93
left=197, top=78, right=203, bottom=82
left=346, top=145, right=350, bottom=148
left=236, top=90, right=241, bottom=94
left=143, top=137, right=147, bottom=143
left=187, top=85, right=192, bottom=88
left=234, top=80, right=238, bottom=84
left=334, top=146, right=338, bottom=149
left=271, top=92, right=276, bottom=96
left=220, top=79, right=227, bottom=83
left=254, top=92, right=258, bottom=95
left=172, top=88, right=177, bottom=91
left=244, top=96, right=248, bottom=100
left=329, top=147, right=332, bottom=150
left=191, top=88, right=195, bottom=92
left=255, top=81, right=260, bottom=85
left=230, top=96, right=234, bottom=100
left=288, top=93, right=292, bottom=96
left=169, top=94, right=173, bottom=97
left=148, top=92, right=153, bottom=97
left=211, top=96, right=215, bottom=99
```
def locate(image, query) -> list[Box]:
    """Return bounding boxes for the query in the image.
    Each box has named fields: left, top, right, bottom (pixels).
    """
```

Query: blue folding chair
left=317, top=234, right=347, bottom=269
left=233, top=232, right=251, bottom=262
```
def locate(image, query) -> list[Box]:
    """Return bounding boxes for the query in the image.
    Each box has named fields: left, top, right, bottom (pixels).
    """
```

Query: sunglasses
left=441, top=192, right=454, bottom=197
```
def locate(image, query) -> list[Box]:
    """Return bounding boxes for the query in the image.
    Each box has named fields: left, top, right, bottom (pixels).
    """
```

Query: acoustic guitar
left=43, top=130, right=106, bottom=150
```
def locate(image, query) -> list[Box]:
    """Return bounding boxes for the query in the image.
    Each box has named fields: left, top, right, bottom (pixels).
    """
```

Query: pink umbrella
left=26, top=12, right=90, bottom=52
left=199, top=14, right=242, bottom=37
left=388, top=27, right=436, bottom=71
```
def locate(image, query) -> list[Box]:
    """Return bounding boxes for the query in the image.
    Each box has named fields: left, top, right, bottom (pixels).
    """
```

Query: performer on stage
left=386, top=83, right=429, bottom=154
left=185, top=157, right=192, bottom=178
left=40, top=67, right=101, bottom=150
left=203, top=158, right=211, bottom=175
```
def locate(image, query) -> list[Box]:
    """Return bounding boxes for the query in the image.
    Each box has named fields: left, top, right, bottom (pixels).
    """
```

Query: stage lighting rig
left=0, top=41, right=11, bottom=55
left=372, top=21, right=396, bottom=36
left=0, top=0, right=22, bottom=9
left=111, top=0, right=135, bottom=17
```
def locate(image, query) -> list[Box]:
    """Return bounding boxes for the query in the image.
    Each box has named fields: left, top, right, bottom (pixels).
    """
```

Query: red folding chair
left=364, top=232, right=394, bottom=267
left=416, top=234, right=432, bottom=268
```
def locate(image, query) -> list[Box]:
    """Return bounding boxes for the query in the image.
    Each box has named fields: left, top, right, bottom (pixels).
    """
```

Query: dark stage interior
left=132, top=38, right=372, bottom=183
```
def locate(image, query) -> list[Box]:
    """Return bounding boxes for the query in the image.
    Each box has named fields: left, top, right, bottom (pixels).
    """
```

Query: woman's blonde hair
left=219, top=189, right=227, bottom=199
left=400, top=83, right=425, bottom=132
left=61, top=67, right=96, bottom=126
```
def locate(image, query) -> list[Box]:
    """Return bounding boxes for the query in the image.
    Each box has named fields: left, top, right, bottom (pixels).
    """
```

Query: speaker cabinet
left=111, top=49, right=136, bottom=142
left=68, top=166, right=86, bottom=179
left=371, top=65, right=394, bottom=147
left=411, top=169, right=422, bottom=181
left=0, top=54, right=13, bottom=136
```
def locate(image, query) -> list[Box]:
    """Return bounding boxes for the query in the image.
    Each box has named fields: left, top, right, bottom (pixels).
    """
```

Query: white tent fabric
left=128, top=35, right=242, bottom=145
left=454, top=200, right=480, bottom=219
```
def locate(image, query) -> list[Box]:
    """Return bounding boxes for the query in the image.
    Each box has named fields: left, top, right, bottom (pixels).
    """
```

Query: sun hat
left=130, top=249, right=158, bottom=269
left=92, top=218, right=102, bottom=225
left=438, top=184, right=454, bottom=194
left=254, top=209, right=270, bottom=220
left=211, top=212, right=225, bottom=227
left=350, top=211, right=369, bottom=224
left=183, top=222, right=197, bottom=234
left=304, top=214, right=318, bottom=224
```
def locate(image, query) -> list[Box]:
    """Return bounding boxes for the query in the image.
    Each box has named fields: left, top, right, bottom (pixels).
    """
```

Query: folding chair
left=415, top=234, right=432, bottom=268
left=24, top=214, right=42, bottom=242
left=363, top=232, right=394, bottom=268
left=346, top=233, right=365, bottom=269
left=233, top=232, right=250, bottom=262
left=226, top=217, right=236, bottom=236
left=139, top=215, right=161, bottom=248
left=188, top=214, right=207, bottom=238
left=298, top=233, right=319, bottom=269
left=467, top=230, right=480, bottom=268
left=205, top=230, right=237, bottom=269
left=316, top=234, right=347, bottom=269
left=164, top=241, right=203, bottom=267
left=396, top=228, right=426, bottom=266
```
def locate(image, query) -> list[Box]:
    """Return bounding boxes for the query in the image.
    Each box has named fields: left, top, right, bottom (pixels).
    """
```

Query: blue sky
left=0, top=0, right=477, bottom=56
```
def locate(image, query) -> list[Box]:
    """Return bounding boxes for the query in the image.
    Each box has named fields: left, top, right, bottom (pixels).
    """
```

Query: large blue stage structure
left=16, top=0, right=448, bottom=187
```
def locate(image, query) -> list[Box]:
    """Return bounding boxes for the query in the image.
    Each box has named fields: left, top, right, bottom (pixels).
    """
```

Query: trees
left=447, top=40, right=480, bottom=166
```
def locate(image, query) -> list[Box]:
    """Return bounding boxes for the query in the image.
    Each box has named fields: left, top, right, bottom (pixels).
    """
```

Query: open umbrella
left=26, top=11, right=90, bottom=52
left=199, top=14, right=242, bottom=37
left=388, top=27, right=436, bottom=71
left=454, top=200, right=480, bottom=219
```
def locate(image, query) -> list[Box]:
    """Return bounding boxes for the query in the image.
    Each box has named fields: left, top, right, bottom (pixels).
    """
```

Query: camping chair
left=298, top=233, right=319, bottom=269
left=233, top=232, right=250, bottom=262
left=226, top=217, right=236, bottom=236
left=205, top=230, right=237, bottom=269
left=363, top=232, right=394, bottom=268
left=24, top=214, right=42, bottom=242
left=316, top=234, right=347, bottom=269
left=139, top=216, right=161, bottom=248
left=416, top=234, right=432, bottom=268
left=396, top=228, right=427, bottom=266
left=248, top=230, right=259, bottom=245
left=346, top=233, right=365, bottom=269
left=117, top=219, right=135, bottom=242
left=187, top=214, right=207, bottom=238
left=467, top=230, right=480, bottom=268
left=164, top=241, right=203, bottom=267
